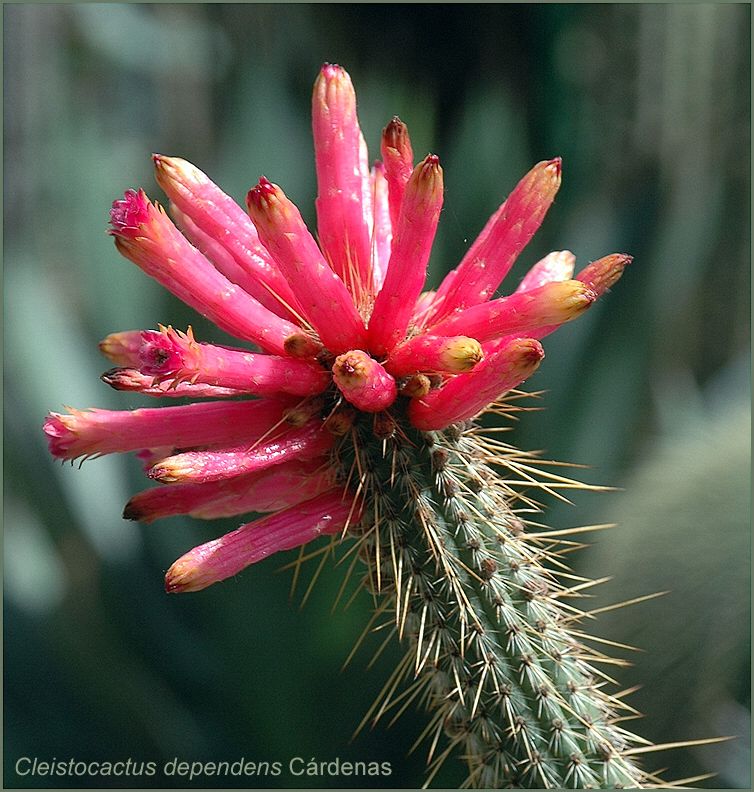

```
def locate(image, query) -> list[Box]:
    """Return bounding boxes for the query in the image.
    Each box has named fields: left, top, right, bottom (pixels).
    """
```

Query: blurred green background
left=4, top=4, right=750, bottom=788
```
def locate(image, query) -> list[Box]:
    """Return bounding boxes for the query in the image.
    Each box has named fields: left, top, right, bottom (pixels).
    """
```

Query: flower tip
left=416, top=154, right=443, bottom=187
left=577, top=252, right=633, bottom=294
left=147, top=459, right=185, bottom=484
left=583, top=287, right=599, bottom=308
left=562, top=279, right=600, bottom=314
left=164, top=556, right=211, bottom=594
left=108, top=189, right=150, bottom=236
left=284, top=332, right=322, bottom=359
left=382, top=116, right=410, bottom=152
left=441, top=337, right=484, bottom=372
left=165, top=537, right=230, bottom=593
left=151, top=152, right=171, bottom=181
left=245, top=177, right=278, bottom=212
left=546, top=157, right=563, bottom=176
left=122, top=498, right=146, bottom=522
left=152, top=154, right=205, bottom=193
left=138, top=328, right=184, bottom=376
left=314, top=63, right=354, bottom=109
left=332, top=350, right=397, bottom=413
left=333, top=351, right=370, bottom=384
left=514, top=337, right=546, bottom=365
left=99, top=330, right=141, bottom=365
left=100, top=367, right=141, bottom=391
left=320, top=62, right=345, bottom=79
left=43, top=413, right=73, bottom=458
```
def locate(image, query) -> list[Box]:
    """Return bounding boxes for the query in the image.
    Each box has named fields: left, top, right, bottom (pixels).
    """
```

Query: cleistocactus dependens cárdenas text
left=44, top=63, right=708, bottom=787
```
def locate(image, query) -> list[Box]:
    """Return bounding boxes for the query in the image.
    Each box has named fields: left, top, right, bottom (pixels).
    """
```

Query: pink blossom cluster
left=44, top=64, right=630, bottom=593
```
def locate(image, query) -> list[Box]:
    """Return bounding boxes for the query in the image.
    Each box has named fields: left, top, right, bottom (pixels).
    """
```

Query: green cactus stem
left=333, top=404, right=650, bottom=788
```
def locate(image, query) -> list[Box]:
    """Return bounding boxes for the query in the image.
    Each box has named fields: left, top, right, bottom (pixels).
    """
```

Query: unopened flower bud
left=332, top=350, right=397, bottom=413
left=576, top=253, right=632, bottom=296
left=398, top=373, right=432, bottom=399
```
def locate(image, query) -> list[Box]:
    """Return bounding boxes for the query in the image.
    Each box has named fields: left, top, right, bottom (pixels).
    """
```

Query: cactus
left=43, top=63, right=726, bottom=788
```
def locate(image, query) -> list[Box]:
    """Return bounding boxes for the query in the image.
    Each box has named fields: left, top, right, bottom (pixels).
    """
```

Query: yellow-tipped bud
left=165, top=548, right=220, bottom=594
left=438, top=337, right=484, bottom=373
left=98, top=330, right=143, bottom=366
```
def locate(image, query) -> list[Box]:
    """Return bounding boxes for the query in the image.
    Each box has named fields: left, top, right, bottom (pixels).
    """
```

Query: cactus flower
left=41, top=63, right=665, bottom=789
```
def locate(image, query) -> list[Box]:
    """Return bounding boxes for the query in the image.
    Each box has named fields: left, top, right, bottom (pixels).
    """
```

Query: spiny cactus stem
left=335, top=405, right=648, bottom=789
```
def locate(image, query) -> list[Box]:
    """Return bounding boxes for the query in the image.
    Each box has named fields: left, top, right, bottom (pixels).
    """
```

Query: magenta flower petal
left=98, top=330, right=144, bottom=367
left=429, top=159, right=562, bottom=322
left=519, top=253, right=634, bottom=345
left=147, top=419, right=333, bottom=485
left=575, top=252, right=633, bottom=296
left=246, top=177, right=368, bottom=354
left=189, top=460, right=335, bottom=520
left=312, top=64, right=373, bottom=298
left=386, top=335, right=483, bottom=378
left=380, top=116, right=415, bottom=231
left=164, top=489, right=360, bottom=593
left=109, top=190, right=318, bottom=357
left=153, top=154, right=303, bottom=321
left=332, top=350, right=397, bottom=413
left=407, top=337, right=545, bottom=430
left=43, top=399, right=294, bottom=461
left=126, top=459, right=333, bottom=524
left=368, top=154, right=444, bottom=356
left=101, top=368, right=245, bottom=399
left=426, top=279, right=596, bottom=344
left=169, top=201, right=299, bottom=321
left=137, top=326, right=329, bottom=397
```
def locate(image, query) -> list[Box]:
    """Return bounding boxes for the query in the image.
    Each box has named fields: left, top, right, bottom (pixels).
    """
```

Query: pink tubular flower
left=101, top=367, right=246, bottom=399
left=147, top=420, right=333, bottom=485
left=368, top=154, right=444, bottom=356
left=381, top=116, right=415, bottom=231
left=109, top=189, right=319, bottom=358
left=136, top=325, right=329, bottom=396
left=386, top=335, right=483, bottom=378
left=43, top=63, right=629, bottom=593
left=422, top=279, right=597, bottom=344
left=125, top=460, right=334, bottom=524
left=332, top=350, right=397, bottom=412
left=165, top=490, right=359, bottom=594
left=312, top=64, right=373, bottom=298
left=245, top=177, right=368, bottom=354
left=426, top=158, right=563, bottom=324
left=407, top=338, right=545, bottom=431
left=44, top=399, right=294, bottom=461
left=152, top=154, right=304, bottom=321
